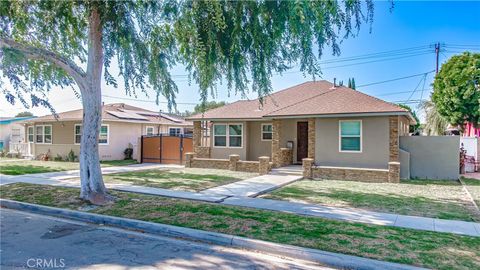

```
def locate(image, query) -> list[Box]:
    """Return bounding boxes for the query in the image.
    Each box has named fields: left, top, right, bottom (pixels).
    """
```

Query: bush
left=124, top=147, right=133, bottom=160
left=0, top=150, right=6, bottom=158
left=66, top=149, right=77, bottom=162
left=53, top=154, right=64, bottom=162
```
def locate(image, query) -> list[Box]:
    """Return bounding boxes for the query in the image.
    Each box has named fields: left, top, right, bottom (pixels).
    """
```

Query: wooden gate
left=141, top=135, right=193, bottom=164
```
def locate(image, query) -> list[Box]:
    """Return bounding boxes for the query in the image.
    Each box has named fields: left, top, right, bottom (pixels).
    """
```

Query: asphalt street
left=0, top=208, right=334, bottom=270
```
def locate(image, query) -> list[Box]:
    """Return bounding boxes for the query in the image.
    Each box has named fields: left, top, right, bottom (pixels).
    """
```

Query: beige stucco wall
left=210, top=121, right=248, bottom=160
left=27, top=121, right=187, bottom=161
left=246, top=121, right=272, bottom=160
left=315, top=116, right=390, bottom=169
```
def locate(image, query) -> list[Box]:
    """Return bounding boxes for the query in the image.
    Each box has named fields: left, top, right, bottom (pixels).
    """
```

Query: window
left=74, top=124, right=109, bottom=144
left=261, top=124, right=272, bottom=141
left=74, top=124, right=82, bottom=144
left=213, top=124, right=243, bottom=148
left=169, top=127, right=182, bottom=136
left=146, top=126, right=154, bottom=136
left=99, top=125, right=109, bottom=144
left=35, top=125, right=52, bottom=144
left=27, top=126, right=34, bottom=143
left=229, top=124, right=242, bottom=147
left=339, top=120, right=362, bottom=152
left=213, top=125, right=227, bottom=147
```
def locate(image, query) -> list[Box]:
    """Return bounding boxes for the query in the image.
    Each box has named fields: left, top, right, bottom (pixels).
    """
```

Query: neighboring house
left=187, top=81, right=415, bottom=182
left=0, top=116, right=36, bottom=152
left=19, top=103, right=192, bottom=161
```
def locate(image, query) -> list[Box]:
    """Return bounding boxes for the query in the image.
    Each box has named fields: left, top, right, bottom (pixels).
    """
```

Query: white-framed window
left=146, top=126, right=155, bottom=136
left=27, top=126, right=34, bottom=143
left=74, top=124, right=109, bottom=144
left=213, top=123, right=243, bottom=148
left=74, top=124, right=82, bottom=144
left=339, top=120, right=362, bottom=152
left=169, top=127, right=182, bottom=136
left=35, top=125, right=52, bottom=144
left=261, top=124, right=273, bottom=141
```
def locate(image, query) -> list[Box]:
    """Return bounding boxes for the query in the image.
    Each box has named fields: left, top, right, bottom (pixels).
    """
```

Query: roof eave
left=264, top=111, right=412, bottom=119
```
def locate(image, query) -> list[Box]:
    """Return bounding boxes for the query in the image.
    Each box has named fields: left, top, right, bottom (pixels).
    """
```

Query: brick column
left=302, top=158, right=314, bottom=178
left=307, top=118, right=315, bottom=159
left=229, top=154, right=240, bottom=171
left=259, top=156, right=271, bottom=175
left=388, top=162, right=400, bottom=183
left=388, top=116, right=400, bottom=182
left=272, top=119, right=282, bottom=167
left=193, top=121, right=202, bottom=151
left=389, top=116, right=399, bottom=162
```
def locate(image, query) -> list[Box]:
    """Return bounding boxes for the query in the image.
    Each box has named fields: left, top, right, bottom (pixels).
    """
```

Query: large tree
left=432, top=52, right=480, bottom=127
left=1, top=0, right=375, bottom=204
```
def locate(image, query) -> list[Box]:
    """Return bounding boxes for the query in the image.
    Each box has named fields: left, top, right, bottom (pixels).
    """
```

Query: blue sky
left=1, top=1, right=479, bottom=120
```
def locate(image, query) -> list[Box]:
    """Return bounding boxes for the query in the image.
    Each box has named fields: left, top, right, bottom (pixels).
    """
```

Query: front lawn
left=1, top=183, right=479, bottom=270
left=0, top=159, right=138, bottom=175
left=101, top=168, right=255, bottom=192
left=463, top=177, right=480, bottom=206
left=262, top=179, right=480, bottom=222
left=0, top=160, right=80, bottom=175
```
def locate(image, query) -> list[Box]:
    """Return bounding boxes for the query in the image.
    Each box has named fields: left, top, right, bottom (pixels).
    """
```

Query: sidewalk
left=1, top=172, right=479, bottom=237
left=202, top=173, right=302, bottom=197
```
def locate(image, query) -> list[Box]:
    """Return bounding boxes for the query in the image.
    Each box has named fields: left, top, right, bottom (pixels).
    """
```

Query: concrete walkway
left=201, top=173, right=302, bottom=197
left=222, top=197, right=480, bottom=237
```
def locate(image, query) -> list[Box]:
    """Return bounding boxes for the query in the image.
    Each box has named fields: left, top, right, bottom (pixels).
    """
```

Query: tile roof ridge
left=266, top=86, right=338, bottom=116
left=247, top=81, right=318, bottom=104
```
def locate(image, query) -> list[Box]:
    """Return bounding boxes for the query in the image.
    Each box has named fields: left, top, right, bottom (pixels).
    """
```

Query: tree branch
left=0, top=37, right=86, bottom=86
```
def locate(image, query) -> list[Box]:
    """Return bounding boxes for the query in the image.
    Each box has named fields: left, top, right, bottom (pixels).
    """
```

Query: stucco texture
left=315, top=116, right=390, bottom=169
left=28, top=121, right=181, bottom=161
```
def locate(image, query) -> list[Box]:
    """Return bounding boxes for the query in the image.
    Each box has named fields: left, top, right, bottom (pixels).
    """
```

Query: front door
left=297, top=121, right=308, bottom=162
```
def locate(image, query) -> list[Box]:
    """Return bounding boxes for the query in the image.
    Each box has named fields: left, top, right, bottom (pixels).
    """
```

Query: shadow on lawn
left=271, top=185, right=479, bottom=222
left=0, top=165, right=63, bottom=175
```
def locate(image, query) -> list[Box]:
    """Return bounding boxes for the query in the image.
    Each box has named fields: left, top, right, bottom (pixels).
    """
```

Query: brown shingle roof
left=31, top=103, right=192, bottom=126
left=187, top=81, right=409, bottom=120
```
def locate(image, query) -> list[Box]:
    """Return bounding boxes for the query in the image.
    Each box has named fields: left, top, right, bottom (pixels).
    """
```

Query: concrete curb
left=0, top=199, right=427, bottom=270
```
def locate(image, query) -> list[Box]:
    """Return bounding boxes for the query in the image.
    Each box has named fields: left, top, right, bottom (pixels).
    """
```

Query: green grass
left=1, top=183, right=479, bottom=270
left=100, top=168, right=254, bottom=192
left=100, top=159, right=138, bottom=167
left=462, top=177, right=480, bottom=207
left=262, top=179, right=480, bottom=222
left=0, top=159, right=138, bottom=175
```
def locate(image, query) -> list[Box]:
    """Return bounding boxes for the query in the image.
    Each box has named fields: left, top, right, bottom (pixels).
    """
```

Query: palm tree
left=420, top=100, right=449, bottom=135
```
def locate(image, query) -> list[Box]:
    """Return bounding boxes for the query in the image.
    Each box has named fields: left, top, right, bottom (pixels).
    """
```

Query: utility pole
left=435, top=42, right=440, bottom=74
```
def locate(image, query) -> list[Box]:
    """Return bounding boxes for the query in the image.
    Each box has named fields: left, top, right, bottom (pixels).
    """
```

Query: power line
left=101, top=94, right=197, bottom=105
left=356, top=70, right=435, bottom=88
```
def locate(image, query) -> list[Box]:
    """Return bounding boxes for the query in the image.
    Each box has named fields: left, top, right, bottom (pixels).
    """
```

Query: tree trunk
left=79, top=6, right=110, bottom=205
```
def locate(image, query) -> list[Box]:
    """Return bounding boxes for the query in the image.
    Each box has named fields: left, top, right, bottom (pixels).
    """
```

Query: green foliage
left=1, top=0, right=375, bottom=110
left=398, top=104, right=420, bottom=132
left=420, top=100, right=449, bottom=136
left=123, top=147, right=133, bottom=160
left=348, top=78, right=356, bottom=89
left=15, top=111, right=33, bottom=117
left=66, top=149, right=77, bottom=162
left=53, top=154, right=63, bottom=162
left=432, top=52, right=480, bottom=127
left=193, top=101, right=226, bottom=114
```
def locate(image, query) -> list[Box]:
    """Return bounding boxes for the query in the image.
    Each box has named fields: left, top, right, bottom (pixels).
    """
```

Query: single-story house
left=18, top=103, right=192, bottom=161
left=0, top=116, right=36, bottom=152
left=187, top=81, right=415, bottom=182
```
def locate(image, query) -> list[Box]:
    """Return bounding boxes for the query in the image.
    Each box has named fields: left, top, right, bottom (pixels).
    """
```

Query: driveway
left=0, top=209, right=332, bottom=270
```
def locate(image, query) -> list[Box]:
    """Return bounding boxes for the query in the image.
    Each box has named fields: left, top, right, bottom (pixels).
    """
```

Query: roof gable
left=188, top=81, right=407, bottom=120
